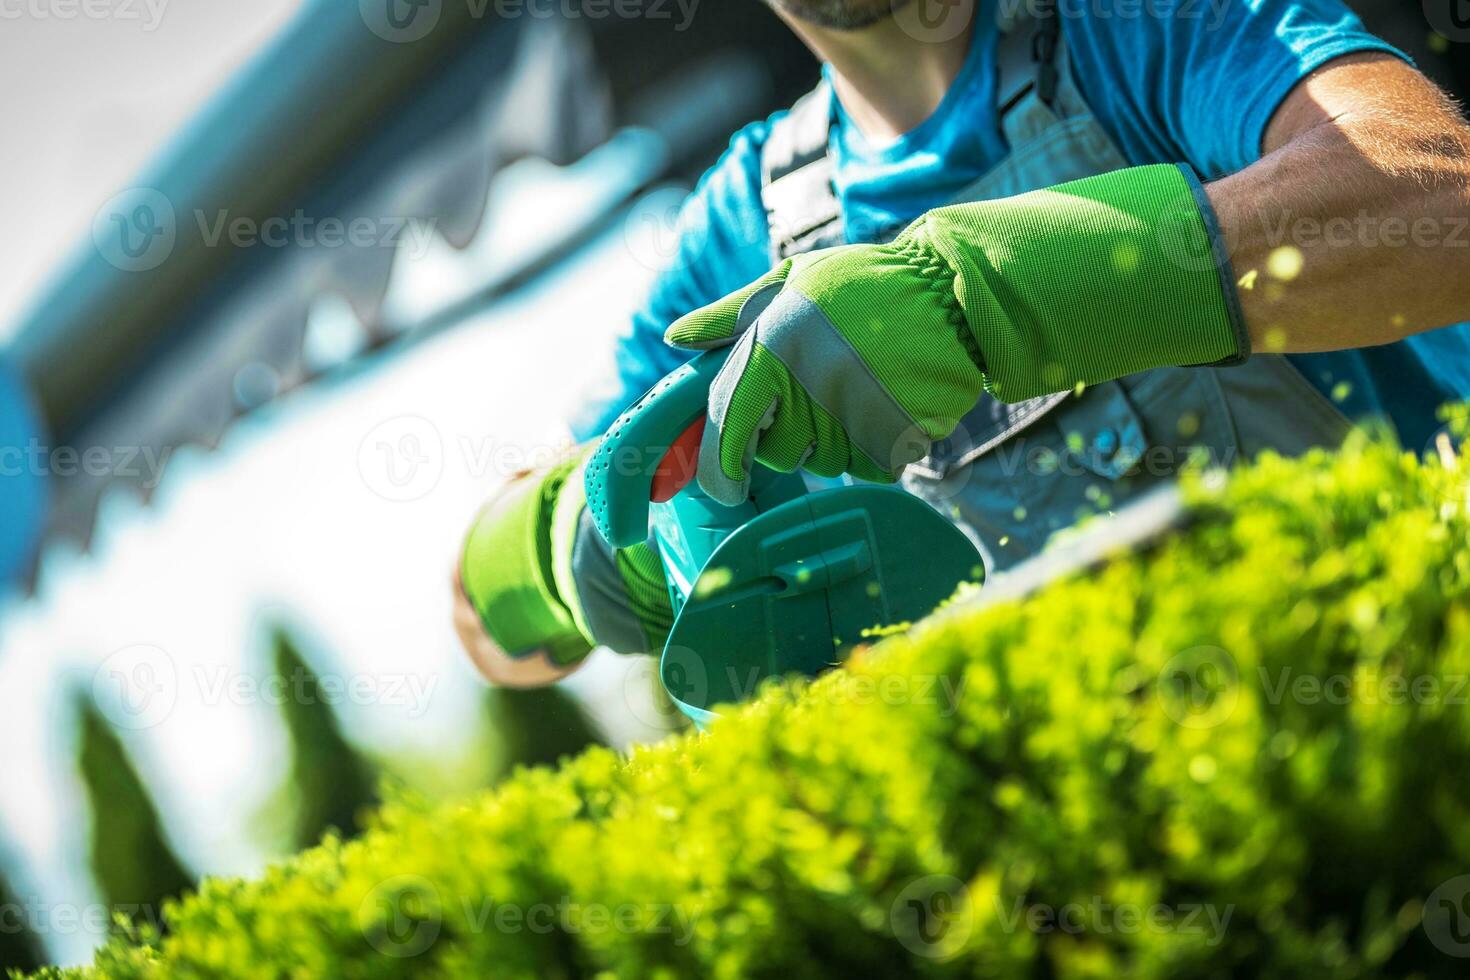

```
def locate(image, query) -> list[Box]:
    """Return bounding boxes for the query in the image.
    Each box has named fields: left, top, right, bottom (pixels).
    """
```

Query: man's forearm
left=1206, top=53, right=1470, bottom=355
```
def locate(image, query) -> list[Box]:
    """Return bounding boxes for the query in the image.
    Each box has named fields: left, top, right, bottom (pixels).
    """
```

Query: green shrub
left=482, top=685, right=606, bottom=784
left=74, top=700, right=194, bottom=928
left=265, top=630, right=379, bottom=849
left=0, top=862, right=43, bottom=975
left=49, top=433, right=1470, bottom=979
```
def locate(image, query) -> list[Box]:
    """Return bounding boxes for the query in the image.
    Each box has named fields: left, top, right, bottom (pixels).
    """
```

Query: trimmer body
left=586, top=349, right=982, bottom=727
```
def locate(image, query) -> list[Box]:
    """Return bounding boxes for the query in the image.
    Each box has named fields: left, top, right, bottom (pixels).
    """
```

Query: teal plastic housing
left=586, top=350, right=983, bottom=727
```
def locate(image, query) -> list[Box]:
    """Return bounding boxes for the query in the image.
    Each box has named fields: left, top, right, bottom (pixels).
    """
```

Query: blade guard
left=585, top=349, right=983, bottom=729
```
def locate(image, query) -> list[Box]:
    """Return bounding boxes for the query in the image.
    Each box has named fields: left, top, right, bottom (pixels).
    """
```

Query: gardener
left=453, top=0, right=1470, bottom=687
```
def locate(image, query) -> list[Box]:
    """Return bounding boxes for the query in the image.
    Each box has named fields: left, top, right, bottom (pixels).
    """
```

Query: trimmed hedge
left=46, top=427, right=1470, bottom=979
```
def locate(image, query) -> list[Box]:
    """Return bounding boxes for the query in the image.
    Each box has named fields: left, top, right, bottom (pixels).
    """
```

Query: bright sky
left=0, top=0, right=306, bottom=341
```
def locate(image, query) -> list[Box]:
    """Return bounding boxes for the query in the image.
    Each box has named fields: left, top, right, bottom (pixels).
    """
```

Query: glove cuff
left=460, top=456, right=593, bottom=667
left=1175, top=163, right=1251, bottom=366
left=907, top=163, right=1249, bottom=402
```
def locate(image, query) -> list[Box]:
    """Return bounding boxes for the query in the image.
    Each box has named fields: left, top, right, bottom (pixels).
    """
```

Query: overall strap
left=996, top=0, right=1061, bottom=117
left=760, top=85, right=844, bottom=263
left=759, top=1, right=1062, bottom=263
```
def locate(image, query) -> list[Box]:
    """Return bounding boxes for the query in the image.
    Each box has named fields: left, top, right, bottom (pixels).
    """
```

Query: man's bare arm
left=452, top=562, right=586, bottom=688
left=1207, top=52, right=1470, bottom=353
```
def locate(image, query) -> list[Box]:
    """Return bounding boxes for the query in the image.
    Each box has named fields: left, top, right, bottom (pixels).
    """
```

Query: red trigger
left=650, top=418, right=707, bottom=503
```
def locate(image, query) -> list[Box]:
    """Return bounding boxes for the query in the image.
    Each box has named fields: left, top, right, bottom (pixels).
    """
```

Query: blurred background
left=0, top=0, right=1463, bottom=970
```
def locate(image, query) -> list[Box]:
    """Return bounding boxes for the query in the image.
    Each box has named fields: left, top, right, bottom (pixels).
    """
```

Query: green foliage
left=483, top=685, right=605, bottom=784
left=0, top=863, right=43, bottom=975
left=268, top=630, right=379, bottom=849
left=74, top=700, right=193, bottom=934
left=57, top=435, right=1470, bottom=978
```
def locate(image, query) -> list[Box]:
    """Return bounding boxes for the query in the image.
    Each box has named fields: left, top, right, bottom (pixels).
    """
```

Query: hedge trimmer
left=586, top=348, right=982, bottom=727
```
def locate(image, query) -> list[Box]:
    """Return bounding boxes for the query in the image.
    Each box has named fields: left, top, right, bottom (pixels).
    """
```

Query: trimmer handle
left=585, top=350, right=728, bottom=549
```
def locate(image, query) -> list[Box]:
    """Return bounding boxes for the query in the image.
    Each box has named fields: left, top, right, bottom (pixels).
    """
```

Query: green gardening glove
left=461, top=450, right=673, bottom=664
left=665, top=163, right=1247, bottom=504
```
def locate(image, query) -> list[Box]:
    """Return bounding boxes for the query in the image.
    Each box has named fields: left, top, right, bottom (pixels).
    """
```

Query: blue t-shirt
left=575, top=0, right=1470, bottom=453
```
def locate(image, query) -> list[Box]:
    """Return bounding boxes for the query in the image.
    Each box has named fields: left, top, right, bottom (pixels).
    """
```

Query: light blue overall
left=758, top=4, right=1354, bottom=571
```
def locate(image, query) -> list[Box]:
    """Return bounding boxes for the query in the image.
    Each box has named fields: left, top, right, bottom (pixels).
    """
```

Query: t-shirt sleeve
left=1065, top=0, right=1410, bottom=178
left=571, top=119, right=775, bottom=441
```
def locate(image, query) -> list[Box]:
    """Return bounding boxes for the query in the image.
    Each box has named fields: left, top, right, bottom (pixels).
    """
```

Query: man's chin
left=766, top=0, right=914, bottom=30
